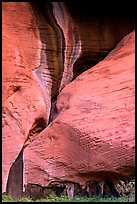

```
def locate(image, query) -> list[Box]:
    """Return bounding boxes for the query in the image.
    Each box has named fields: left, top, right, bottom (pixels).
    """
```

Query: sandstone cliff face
left=24, top=31, right=135, bottom=187
left=2, top=2, right=79, bottom=195
left=2, top=1, right=135, bottom=200
left=2, top=2, right=47, bottom=193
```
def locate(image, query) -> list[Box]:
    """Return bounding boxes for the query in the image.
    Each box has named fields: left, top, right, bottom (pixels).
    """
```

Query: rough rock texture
left=2, top=1, right=135, bottom=200
left=24, top=31, right=135, bottom=187
left=2, top=2, right=48, bottom=193
left=2, top=2, right=80, bottom=195
left=51, top=2, right=81, bottom=90
left=31, top=2, right=81, bottom=98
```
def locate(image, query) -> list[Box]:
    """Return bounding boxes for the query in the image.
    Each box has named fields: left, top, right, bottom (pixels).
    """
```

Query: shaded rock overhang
left=32, top=1, right=135, bottom=79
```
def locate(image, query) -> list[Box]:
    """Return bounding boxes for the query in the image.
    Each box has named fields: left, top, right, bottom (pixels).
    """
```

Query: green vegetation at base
left=2, top=195, right=14, bottom=202
left=2, top=194, right=135, bottom=202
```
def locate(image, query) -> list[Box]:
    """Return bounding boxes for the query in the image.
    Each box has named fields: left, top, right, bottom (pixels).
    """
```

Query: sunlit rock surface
left=24, top=31, right=135, bottom=187
left=2, top=2, right=48, bottom=193
left=2, top=1, right=135, bottom=200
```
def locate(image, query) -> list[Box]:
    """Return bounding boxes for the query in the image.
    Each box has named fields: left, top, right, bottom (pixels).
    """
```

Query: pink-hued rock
left=2, top=2, right=48, bottom=192
left=51, top=2, right=81, bottom=90
left=2, top=2, right=81, bottom=194
left=24, top=31, right=135, bottom=187
left=2, top=1, right=135, bottom=198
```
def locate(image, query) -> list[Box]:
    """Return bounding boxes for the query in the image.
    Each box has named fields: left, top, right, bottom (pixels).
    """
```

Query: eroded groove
left=6, top=117, right=47, bottom=200
left=4, top=2, right=134, bottom=201
left=31, top=2, right=81, bottom=127
left=48, top=95, right=58, bottom=125
left=23, top=117, right=47, bottom=148
left=6, top=150, right=23, bottom=201
left=31, top=2, right=65, bottom=100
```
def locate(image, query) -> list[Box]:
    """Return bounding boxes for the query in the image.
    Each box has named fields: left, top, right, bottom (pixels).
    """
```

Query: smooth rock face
left=2, top=1, right=135, bottom=199
left=24, top=31, right=135, bottom=187
left=2, top=2, right=48, bottom=193
left=2, top=2, right=79, bottom=195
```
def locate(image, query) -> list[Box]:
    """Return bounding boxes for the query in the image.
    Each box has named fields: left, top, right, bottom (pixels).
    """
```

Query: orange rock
left=2, top=2, right=49, bottom=192
left=24, top=31, right=135, bottom=187
left=2, top=1, right=81, bottom=195
left=2, top=1, right=135, bottom=197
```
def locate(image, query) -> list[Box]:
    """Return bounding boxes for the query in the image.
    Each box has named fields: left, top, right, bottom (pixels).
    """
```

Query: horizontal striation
left=24, top=31, right=135, bottom=186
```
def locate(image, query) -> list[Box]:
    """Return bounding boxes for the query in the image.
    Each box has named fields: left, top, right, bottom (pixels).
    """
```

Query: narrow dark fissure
left=31, top=2, right=65, bottom=99
left=48, top=2, right=66, bottom=74
left=6, top=117, right=47, bottom=201
left=5, top=107, right=58, bottom=201
left=6, top=150, right=23, bottom=201
left=48, top=95, right=58, bottom=125
left=5, top=2, right=135, bottom=201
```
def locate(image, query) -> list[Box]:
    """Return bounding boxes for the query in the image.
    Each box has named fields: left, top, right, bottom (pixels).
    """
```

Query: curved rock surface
left=64, top=2, right=135, bottom=79
left=24, top=31, right=135, bottom=187
left=2, top=2, right=48, bottom=193
left=2, top=2, right=80, bottom=195
left=2, top=1, right=135, bottom=200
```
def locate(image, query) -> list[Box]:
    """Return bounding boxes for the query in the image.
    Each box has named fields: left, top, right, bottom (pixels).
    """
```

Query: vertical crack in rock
left=31, top=2, right=65, bottom=99
left=48, top=95, right=58, bottom=125
left=31, top=2, right=81, bottom=125
left=6, top=150, right=23, bottom=201
left=5, top=3, right=72, bottom=199
left=48, top=2, right=66, bottom=74
left=4, top=2, right=135, bottom=200
left=6, top=117, right=47, bottom=200
left=31, top=2, right=66, bottom=125
left=23, top=117, right=47, bottom=148
left=51, top=2, right=81, bottom=90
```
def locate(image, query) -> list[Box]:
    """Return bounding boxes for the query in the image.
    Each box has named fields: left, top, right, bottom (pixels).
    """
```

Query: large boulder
left=24, top=31, right=135, bottom=187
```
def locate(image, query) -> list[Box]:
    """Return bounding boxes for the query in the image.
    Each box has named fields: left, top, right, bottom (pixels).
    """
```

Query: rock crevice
left=2, top=1, right=135, bottom=200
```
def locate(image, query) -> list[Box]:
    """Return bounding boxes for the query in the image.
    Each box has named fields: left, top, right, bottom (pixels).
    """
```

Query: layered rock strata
left=2, top=2, right=46, bottom=195
left=24, top=31, right=135, bottom=190
left=2, top=1, right=135, bottom=200
left=2, top=2, right=81, bottom=199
